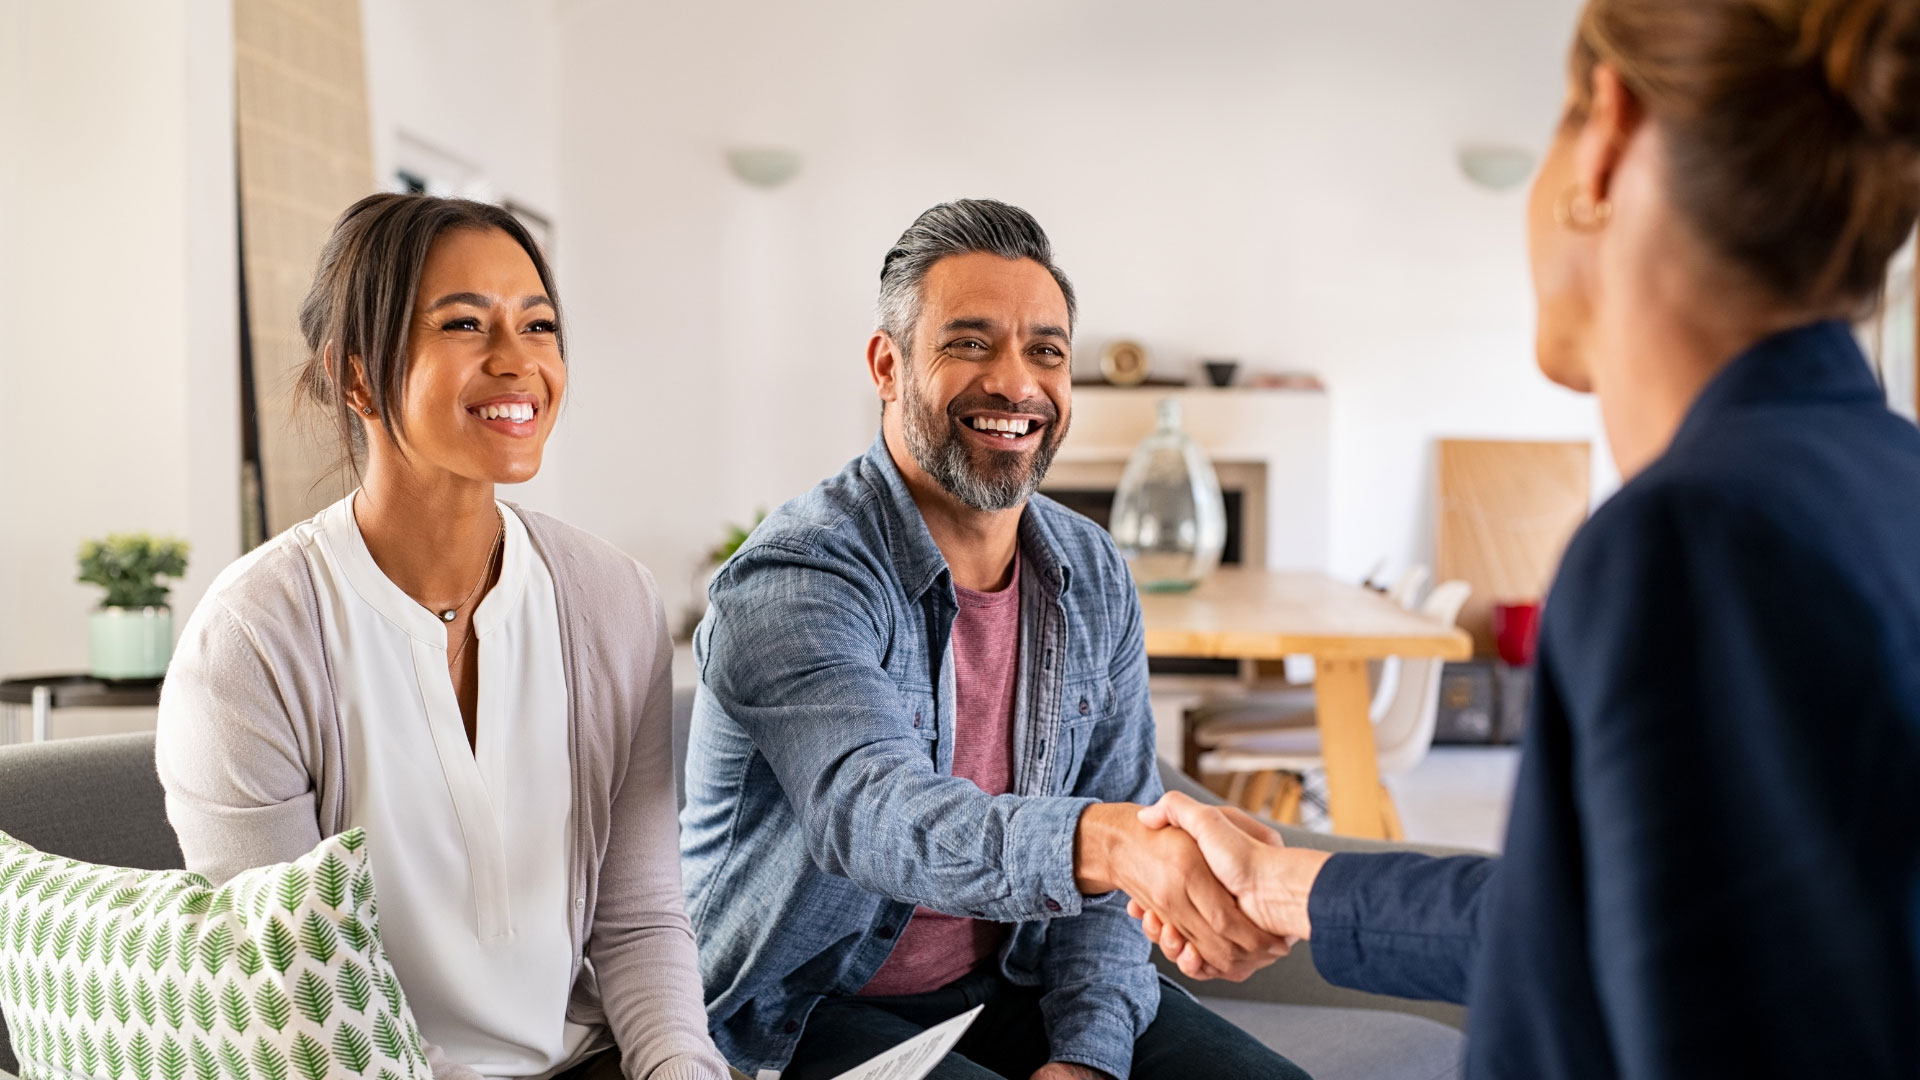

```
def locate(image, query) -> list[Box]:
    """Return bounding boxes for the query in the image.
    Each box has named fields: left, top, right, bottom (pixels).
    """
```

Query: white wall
left=1, top=0, right=1618, bottom=682
left=361, top=0, right=561, bottom=226
left=0, top=1, right=240, bottom=681
left=360, top=0, right=565, bottom=509
left=546, top=0, right=1615, bottom=624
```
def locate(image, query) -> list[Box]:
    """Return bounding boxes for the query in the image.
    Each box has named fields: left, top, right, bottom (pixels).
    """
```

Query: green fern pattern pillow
left=0, top=829, right=432, bottom=1080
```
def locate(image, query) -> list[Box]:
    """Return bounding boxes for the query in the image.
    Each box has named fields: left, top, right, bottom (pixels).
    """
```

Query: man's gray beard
left=900, top=381, right=1062, bottom=513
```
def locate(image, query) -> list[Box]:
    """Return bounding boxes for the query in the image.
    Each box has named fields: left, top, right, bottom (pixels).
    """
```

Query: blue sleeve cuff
left=999, top=795, right=1098, bottom=920
left=1307, top=851, right=1495, bottom=1004
left=1044, top=999, right=1138, bottom=1079
left=1305, top=851, right=1376, bottom=990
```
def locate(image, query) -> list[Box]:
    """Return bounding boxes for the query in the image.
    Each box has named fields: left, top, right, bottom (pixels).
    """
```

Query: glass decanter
left=1109, top=397, right=1227, bottom=592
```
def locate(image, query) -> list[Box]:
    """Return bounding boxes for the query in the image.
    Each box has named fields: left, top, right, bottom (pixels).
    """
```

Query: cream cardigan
left=155, top=505, right=727, bottom=1080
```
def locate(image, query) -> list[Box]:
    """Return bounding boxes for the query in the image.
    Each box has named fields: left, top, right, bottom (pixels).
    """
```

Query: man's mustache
left=944, top=395, right=1060, bottom=424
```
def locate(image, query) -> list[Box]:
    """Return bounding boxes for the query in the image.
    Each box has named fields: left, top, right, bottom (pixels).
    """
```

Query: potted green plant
left=706, top=511, right=766, bottom=568
left=76, top=533, right=189, bottom=680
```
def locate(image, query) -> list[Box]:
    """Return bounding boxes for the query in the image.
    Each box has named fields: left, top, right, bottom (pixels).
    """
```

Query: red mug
left=1492, top=601, right=1542, bottom=667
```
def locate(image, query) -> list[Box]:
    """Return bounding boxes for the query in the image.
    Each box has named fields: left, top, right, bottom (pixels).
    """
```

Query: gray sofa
left=0, top=722, right=1468, bottom=1080
left=0, top=734, right=187, bottom=1078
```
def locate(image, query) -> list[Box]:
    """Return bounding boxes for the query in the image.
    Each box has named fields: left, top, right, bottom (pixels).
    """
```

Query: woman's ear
left=326, top=346, right=377, bottom=417
left=1575, top=62, right=1643, bottom=204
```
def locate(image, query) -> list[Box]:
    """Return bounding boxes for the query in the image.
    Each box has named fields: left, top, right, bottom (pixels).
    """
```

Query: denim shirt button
left=913, top=711, right=922, bottom=728
left=878, top=924, right=896, bottom=939
left=1045, top=898, right=1062, bottom=913
left=1078, top=698, right=1090, bottom=716
left=784, top=1020, right=800, bottom=1034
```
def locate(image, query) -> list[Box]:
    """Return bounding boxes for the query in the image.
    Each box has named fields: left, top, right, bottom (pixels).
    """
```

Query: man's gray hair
left=875, top=199, right=1077, bottom=359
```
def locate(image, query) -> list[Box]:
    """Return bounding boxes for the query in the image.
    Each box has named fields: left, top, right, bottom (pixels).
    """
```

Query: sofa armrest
left=1154, top=758, right=1477, bottom=1030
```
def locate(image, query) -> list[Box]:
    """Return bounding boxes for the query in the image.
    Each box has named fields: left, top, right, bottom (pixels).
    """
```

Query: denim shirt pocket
left=1056, top=676, right=1113, bottom=793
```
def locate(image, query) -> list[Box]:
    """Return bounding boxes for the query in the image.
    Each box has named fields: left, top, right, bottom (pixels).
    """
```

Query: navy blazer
left=1306, top=322, right=1920, bottom=1078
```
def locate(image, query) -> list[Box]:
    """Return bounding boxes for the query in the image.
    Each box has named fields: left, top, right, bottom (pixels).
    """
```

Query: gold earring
left=1554, top=185, right=1613, bottom=233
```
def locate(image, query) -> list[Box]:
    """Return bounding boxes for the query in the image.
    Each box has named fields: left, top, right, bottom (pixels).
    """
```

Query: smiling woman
left=297, top=197, right=564, bottom=489
left=154, top=194, right=733, bottom=1080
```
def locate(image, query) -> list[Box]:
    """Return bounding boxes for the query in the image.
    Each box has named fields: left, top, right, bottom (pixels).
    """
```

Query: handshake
left=1074, top=792, right=1334, bottom=981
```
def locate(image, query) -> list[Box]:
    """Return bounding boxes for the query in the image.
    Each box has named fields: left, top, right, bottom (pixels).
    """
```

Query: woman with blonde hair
left=1134, top=0, right=1920, bottom=1075
left=158, top=194, right=731, bottom=1080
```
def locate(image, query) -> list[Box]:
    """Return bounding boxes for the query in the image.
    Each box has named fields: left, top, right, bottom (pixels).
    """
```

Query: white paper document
left=828, top=1003, right=984, bottom=1080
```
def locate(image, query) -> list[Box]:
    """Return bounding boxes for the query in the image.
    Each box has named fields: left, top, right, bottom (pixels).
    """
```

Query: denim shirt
left=681, top=434, right=1162, bottom=1077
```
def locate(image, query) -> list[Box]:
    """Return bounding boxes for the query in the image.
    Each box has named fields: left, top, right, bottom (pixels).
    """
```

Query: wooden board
left=236, top=0, right=377, bottom=540
left=1139, top=568, right=1472, bottom=662
left=1436, top=439, right=1591, bottom=656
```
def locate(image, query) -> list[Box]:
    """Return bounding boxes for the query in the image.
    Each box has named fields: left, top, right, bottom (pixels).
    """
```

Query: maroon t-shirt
left=860, top=558, right=1021, bottom=996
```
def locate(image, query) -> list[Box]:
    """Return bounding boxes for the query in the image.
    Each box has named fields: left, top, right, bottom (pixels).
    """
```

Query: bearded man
left=679, top=201, right=1304, bottom=1080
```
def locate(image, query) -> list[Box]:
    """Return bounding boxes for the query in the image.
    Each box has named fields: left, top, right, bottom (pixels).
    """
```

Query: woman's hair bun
left=1801, top=0, right=1920, bottom=147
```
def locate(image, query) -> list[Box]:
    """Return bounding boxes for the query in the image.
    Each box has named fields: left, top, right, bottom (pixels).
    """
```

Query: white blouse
left=294, top=496, right=596, bottom=1080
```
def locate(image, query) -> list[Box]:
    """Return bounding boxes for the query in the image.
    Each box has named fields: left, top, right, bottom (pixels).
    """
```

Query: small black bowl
left=1202, top=360, right=1239, bottom=388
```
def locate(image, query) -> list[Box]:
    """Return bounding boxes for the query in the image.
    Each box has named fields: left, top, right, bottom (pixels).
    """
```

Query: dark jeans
left=783, top=971, right=1310, bottom=1080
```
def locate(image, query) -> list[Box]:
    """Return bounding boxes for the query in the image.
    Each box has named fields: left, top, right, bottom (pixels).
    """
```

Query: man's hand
left=1029, top=1064, right=1113, bottom=1080
left=1074, top=803, right=1289, bottom=981
left=1125, top=792, right=1333, bottom=978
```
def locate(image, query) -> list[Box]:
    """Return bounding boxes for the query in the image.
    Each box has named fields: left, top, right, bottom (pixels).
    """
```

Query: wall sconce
left=1457, top=145, right=1537, bottom=191
left=726, top=147, right=803, bottom=189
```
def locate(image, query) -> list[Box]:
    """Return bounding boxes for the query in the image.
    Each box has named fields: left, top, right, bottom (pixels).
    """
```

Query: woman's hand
left=1126, top=792, right=1333, bottom=978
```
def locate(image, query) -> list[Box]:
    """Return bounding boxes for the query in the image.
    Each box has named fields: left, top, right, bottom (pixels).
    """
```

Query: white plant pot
left=88, top=606, right=173, bottom=680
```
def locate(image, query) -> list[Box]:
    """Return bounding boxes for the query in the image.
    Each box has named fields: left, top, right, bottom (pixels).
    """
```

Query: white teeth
left=472, top=403, right=534, bottom=421
left=970, top=416, right=1033, bottom=435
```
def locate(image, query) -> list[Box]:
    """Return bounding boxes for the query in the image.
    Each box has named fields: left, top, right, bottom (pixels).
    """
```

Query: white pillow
left=0, top=828, right=432, bottom=1080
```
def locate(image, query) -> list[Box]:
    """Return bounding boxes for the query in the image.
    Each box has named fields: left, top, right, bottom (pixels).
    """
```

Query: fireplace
left=1040, top=386, right=1332, bottom=699
left=1042, top=458, right=1273, bottom=570
left=1045, top=488, right=1248, bottom=568
left=1045, top=386, right=1329, bottom=570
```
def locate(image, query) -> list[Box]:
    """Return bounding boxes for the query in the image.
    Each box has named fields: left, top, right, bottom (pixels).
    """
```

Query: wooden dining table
left=1139, top=567, right=1473, bottom=839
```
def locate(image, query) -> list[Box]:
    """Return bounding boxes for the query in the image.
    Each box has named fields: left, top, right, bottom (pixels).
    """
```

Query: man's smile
left=956, top=409, right=1048, bottom=451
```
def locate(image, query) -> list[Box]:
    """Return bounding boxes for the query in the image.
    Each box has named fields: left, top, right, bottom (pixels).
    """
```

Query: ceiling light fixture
left=726, top=147, right=803, bottom=189
left=1457, top=145, right=1537, bottom=191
